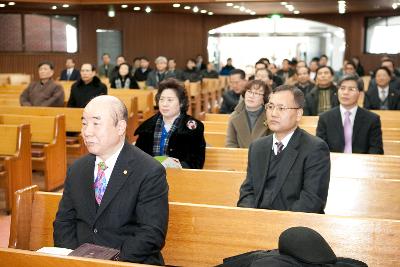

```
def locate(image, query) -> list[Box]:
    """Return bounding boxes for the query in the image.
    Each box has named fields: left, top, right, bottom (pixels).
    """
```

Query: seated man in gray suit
left=146, top=56, right=174, bottom=89
left=54, top=95, right=168, bottom=265
left=238, top=85, right=330, bottom=214
left=317, top=74, right=383, bottom=154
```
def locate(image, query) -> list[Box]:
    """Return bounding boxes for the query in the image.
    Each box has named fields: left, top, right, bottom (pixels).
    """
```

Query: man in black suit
left=317, top=74, right=383, bottom=154
left=60, top=58, right=80, bottom=81
left=54, top=95, right=168, bottom=265
left=238, top=85, right=330, bottom=213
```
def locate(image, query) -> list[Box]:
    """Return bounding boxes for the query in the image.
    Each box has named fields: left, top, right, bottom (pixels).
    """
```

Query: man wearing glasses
left=316, top=74, right=383, bottom=154
left=238, top=85, right=330, bottom=214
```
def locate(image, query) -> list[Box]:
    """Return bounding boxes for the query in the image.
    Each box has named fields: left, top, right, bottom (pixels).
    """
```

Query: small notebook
left=154, top=156, right=182, bottom=169
left=68, top=243, right=120, bottom=261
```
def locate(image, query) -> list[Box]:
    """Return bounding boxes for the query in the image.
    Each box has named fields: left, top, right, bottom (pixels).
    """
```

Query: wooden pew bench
left=0, top=248, right=151, bottom=267
left=9, top=185, right=400, bottom=266
left=204, top=147, right=400, bottom=180
left=0, top=124, right=31, bottom=212
left=0, top=114, right=66, bottom=191
left=166, top=168, right=400, bottom=220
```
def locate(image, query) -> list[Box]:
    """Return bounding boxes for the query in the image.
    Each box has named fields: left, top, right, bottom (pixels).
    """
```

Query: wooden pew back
left=9, top=186, right=400, bottom=266
left=0, top=114, right=56, bottom=143
left=0, top=125, right=20, bottom=155
left=166, top=168, right=400, bottom=220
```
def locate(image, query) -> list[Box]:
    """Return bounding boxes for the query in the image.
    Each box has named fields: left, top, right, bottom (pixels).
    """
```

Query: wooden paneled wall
left=0, top=9, right=399, bottom=79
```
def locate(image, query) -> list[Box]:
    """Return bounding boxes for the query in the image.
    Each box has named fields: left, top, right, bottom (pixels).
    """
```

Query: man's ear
left=117, top=120, right=127, bottom=135
left=296, top=108, right=303, bottom=122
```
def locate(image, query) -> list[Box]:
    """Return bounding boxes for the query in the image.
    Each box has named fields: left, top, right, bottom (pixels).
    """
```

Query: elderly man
left=98, top=53, right=115, bottom=79
left=238, top=85, right=330, bottom=213
left=317, top=74, right=383, bottom=154
left=146, top=56, right=174, bottom=88
left=67, top=63, right=107, bottom=108
left=20, top=61, right=64, bottom=107
left=54, top=95, right=169, bottom=265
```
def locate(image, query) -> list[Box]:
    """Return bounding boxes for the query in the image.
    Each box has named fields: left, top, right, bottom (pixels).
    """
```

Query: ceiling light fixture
left=184, top=6, right=191, bottom=10
left=280, top=2, right=287, bottom=5
left=145, top=6, right=151, bottom=13
left=245, top=9, right=252, bottom=13
left=193, top=6, right=199, bottom=12
left=51, top=5, right=57, bottom=9
left=62, top=4, right=69, bottom=8
left=233, top=5, right=240, bottom=9
left=208, top=11, right=213, bottom=15
left=392, top=3, right=398, bottom=9
left=107, top=5, right=115, bottom=17
left=8, top=2, right=15, bottom=5
left=200, top=9, right=207, bottom=14
left=250, top=11, right=256, bottom=15
left=133, top=6, right=140, bottom=11
left=172, top=3, right=181, bottom=8
left=121, top=4, right=128, bottom=8
left=0, top=3, right=6, bottom=7
left=226, top=3, right=233, bottom=7
left=338, top=0, right=346, bottom=14
left=294, top=10, right=300, bottom=14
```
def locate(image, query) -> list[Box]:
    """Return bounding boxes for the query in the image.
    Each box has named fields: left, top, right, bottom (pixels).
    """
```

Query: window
left=0, top=13, right=78, bottom=53
left=365, top=16, right=400, bottom=54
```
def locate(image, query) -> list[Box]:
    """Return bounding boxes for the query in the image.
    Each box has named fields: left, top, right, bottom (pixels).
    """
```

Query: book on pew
left=154, top=156, right=182, bottom=169
left=68, top=243, right=120, bottom=261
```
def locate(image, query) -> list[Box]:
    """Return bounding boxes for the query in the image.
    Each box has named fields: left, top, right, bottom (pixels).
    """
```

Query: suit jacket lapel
left=81, top=155, right=97, bottom=220
left=333, top=107, right=345, bottom=148
left=255, top=137, right=273, bottom=207
left=270, top=128, right=300, bottom=204
left=352, top=108, right=364, bottom=144
left=388, top=88, right=396, bottom=108
left=94, top=143, right=131, bottom=222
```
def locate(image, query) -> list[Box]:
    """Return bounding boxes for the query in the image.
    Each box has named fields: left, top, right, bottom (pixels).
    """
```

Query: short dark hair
left=38, top=61, right=54, bottom=70
left=133, top=57, right=140, bottom=62
left=375, top=66, right=392, bottom=78
left=320, top=54, right=328, bottom=59
left=66, top=58, right=75, bottom=63
left=81, top=63, right=96, bottom=71
left=271, top=84, right=305, bottom=108
left=186, top=58, right=196, bottom=64
left=338, top=74, right=364, bottom=91
left=140, top=57, right=149, bottom=62
left=102, top=53, right=110, bottom=58
left=155, top=78, right=189, bottom=113
left=345, top=61, right=357, bottom=70
left=296, top=66, right=310, bottom=75
left=116, top=55, right=125, bottom=60
left=316, top=65, right=334, bottom=76
left=118, top=62, right=132, bottom=74
left=255, top=68, right=273, bottom=80
left=242, top=79, right=271, bottom=104
left=381, top=58, right=395, bottom=68
left=229, top=69, right=246, bottom=79
left=255, top=61, right=267, bottom=68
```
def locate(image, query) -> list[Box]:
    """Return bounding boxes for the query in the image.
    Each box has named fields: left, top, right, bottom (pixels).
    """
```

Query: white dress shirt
left=339, top=105, right=358, bottom=127
left=271, top=130, right=296, bottom=155
left=93, top=143, right=124, bottom=186
left=377, top=85, right=389, bottom=101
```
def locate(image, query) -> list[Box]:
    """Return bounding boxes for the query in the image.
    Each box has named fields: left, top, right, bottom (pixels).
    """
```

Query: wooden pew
left=204, top=147, right=400, bottom=180
left=9, top=185, right=400, bottom=266
left=0, top=106, right=87, bottom=160
left=0, top=114, right=66, bottom=191
left=184, top=82, right=202, bottom=118
left=0, top=124, right=32, bottom=212
left=204, top=131, right=226, bottom=147
left=0, top=248, right=152, bottom=267
left=384, top=140, right=400, bottom=155
left=166, top=168, right=400, bottom=220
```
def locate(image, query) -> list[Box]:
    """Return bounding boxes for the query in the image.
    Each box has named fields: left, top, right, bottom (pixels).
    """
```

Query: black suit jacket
left=53, top=142, right=169, bottom=265
left=237, top=128, right=330, bottom=213
left=303, top=85, right=339, bottom=116
left=134, top=113, right=206, bottom=169
left=363, top=82, right=400, bottom=110
left=316, top=106, right=383, bottom=154
left=60, top=68, right=81, bottom=81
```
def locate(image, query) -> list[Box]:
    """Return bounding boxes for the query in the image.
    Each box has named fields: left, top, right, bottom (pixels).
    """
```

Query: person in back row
left=317, top=74, right=383, bottom=154
left=110, top=63, right=139, bottom=89
left=146, top=56, right=175, bottom=89
left=59, top=58, right=80, bottom=81
left=134, top=78, right=206, bottom=169
left=20, top=61, right=64, bottom=107
left=219, top=69, right=247, bottom=114
left=226, top=80, right=272, bottom=148
left=67, top=63, right=107, bottom=108
left=238, top=85, right=330, bottom=214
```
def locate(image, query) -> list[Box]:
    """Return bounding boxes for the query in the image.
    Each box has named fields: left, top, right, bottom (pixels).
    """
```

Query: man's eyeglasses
left=246, top=90, right=264, bottom=97
left=265, top=103, right=301, bottom=112
left=338, top=86, right=358, bottom=92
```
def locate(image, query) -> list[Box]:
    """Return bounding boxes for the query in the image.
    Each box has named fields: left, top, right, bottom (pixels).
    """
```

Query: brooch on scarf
left=186, top=120, right=197, bottom=130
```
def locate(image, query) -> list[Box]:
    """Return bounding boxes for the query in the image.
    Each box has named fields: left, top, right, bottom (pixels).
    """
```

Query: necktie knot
left=275, top=142, right=284, bottom=155
left=98, top=161, right=107, bottom=171
left=345, top=111, right=351, bottom=118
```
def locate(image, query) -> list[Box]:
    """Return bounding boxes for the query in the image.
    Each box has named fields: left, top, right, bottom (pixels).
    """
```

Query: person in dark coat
left=181, top=58, right=202, bottom=82
left=219, top=69, right=247, bottom=114
left=303, top=66, right=339, bottom=115
left=110, top=63, right=139, bottom=89
left=317, top=74, right=383, bottom=154
left=67, top=63, right=107, bottom=108
left=135, top=78, right=206, bottom=169
left=59, top=58, right=80, bottom=81
left=134, top=57, right=152, bottom=82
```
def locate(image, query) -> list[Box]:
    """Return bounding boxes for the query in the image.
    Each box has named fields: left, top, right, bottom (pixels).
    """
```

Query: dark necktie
left=275, top=142, right=284, bottom=155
